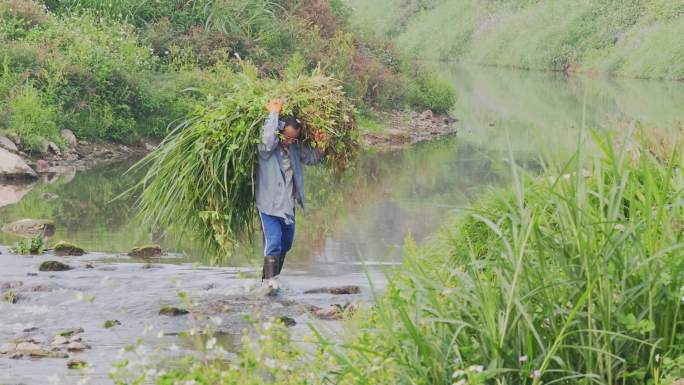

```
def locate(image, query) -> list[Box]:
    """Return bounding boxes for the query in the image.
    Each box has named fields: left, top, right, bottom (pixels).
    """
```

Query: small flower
left=452, top=380, right=466, bottom=385
left=680, top=296, right=684, bottom=304
left=467, top=365, right=484, bottom=373
left=452, top=369, right=465, bottom=378
left=531, top=369, right=542, bottom=378
left=519, top=355, right=528, bottom=363
left=655, top=354, right=660, bottom=362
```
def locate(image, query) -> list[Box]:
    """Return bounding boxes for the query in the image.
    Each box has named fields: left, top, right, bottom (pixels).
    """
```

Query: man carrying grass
left=257, top=99, right=326, bottom=293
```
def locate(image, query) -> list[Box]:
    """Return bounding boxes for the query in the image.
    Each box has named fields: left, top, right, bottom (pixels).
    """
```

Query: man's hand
left=312, top=130, right=329, bottom=154
left=267, top=99, right=283, bottom=114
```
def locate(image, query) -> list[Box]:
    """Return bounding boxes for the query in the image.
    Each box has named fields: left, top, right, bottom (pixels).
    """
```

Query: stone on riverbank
left=39, top=261, right=71, bottom=271
left=303, top=285, right=360, bottom=295
left=0, top=148, right=37, bottom=180
left=60, top=129, right=78, bottom=147
left=2, top=219, right=55, bottom=237
left=306, top=303, right=356, bottom=321
left=128, top=244, right=162, bottom=258
left=159, top=306, right=189, bottom=316
left=53, top=241, right=85, bottom=256
left=0, top=135, right=18, bottom=152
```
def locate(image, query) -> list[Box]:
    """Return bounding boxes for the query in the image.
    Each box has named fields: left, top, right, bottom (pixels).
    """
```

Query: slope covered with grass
left=347, top=0, right=684, bottom=80
left=0, top=0, right=455, bottom=153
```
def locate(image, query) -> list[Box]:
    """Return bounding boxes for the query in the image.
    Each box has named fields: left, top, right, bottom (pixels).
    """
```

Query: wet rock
left=2, top=218, right=55, bottom=237
left=84, top=263, right=95, bottom=269
left=39, top=260, right=71, bottom=271
left=303, top=285, right=360, bottom=295
left=60, top=129, right=77, bottom=147
left=128, top=244, right=162, bottom=259
left=52, top=241, right=85, bottom=256
left=306, top=303, right=355, bottom=321
left=52, top=335, right=69, bottom=346
left=47, top=142, right=61, bottom=156
left=58, top=328, right=84, bottom=337
left=0, top=135, right=18, bottom=152
left=0, top=148, right=37, bottom=180
left=66, top=341, right=90, bottom=352
left=103, top=319, right=121, bottom=328
left=67, top=359, right=88, bottom=369
left=277, top=316, right=296, bottom=327
left=159, top=306, right=189, bottom=316
left=0, top=342, right=16, bottom=354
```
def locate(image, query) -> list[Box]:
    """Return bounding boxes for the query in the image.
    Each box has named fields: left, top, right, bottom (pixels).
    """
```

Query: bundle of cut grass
left=130, top=65, right=358, bottom=259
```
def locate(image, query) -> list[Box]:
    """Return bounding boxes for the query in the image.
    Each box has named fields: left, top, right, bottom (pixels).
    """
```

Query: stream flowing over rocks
left=0, top=246, right=379, bottom=384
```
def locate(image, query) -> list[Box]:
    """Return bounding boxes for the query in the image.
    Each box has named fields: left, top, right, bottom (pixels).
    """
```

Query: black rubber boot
left=276, top=254, right=286, bottom=275
left=262, top=256, right=278, bottom=280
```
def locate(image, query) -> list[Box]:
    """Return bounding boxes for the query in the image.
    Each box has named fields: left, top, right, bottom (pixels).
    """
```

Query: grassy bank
left=347, top=0, right=684, bottom=80
left=111, top=130, right=684, bottom=384
left=0, top=0, right=455, bottom=153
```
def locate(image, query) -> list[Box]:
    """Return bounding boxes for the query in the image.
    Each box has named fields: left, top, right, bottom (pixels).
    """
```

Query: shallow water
left=2, top=64, right=684, bottom=384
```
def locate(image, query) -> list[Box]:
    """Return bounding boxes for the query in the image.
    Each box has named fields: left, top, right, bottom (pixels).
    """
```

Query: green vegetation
left=0, top=0, right=455, bottom=153
left=348, top=0, right=684, bottom=80
left=114, top=131, right=684, bottom=384
left=10, top=235, right=45, bottom=254
left=131, top=66, right=358, bottom=260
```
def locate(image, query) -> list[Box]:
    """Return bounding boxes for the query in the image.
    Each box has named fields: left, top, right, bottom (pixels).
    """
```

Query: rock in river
left=128, top=244, right=163, bottom=258
left=303, top=285, right=361, bottom=295
left=60, top=129, right=78, bottom=147
left=2, top=218, right=55, bottom=237
left=39, top=261, right=71, bottom=271
left=52, top=241, right=85, bottom=256
left=0, top=135, right=18, bottom=152
left=0, top=148, right=37, bottom=180
left=159, top=306, right=189, bottom=316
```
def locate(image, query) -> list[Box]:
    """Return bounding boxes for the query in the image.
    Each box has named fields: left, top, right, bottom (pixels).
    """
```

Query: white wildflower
left=452, top=369, right=465, bottom=378
left=532, top=369, right=542, bottom=378
left=467, top=365, right=483, bottom=373
left=452, top=380, right=466, bottom=385
left=655, top=354, right=661, bottom=362
left=206, top=337, right=216, bottom=350
left=519, top=355, right=528, bottom=363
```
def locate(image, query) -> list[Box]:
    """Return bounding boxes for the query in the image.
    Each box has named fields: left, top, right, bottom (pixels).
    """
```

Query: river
left=1, top=64, right=684, bottom=384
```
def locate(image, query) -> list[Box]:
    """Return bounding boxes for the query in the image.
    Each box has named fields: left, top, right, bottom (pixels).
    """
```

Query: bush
left=2, top=83, right=61, bottom=152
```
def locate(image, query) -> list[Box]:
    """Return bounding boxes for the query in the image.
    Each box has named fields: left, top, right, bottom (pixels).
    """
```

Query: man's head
left=280, top=116, right=302, bottom=145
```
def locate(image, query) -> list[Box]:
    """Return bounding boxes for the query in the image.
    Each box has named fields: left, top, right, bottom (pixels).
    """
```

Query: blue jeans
left=259, top=212, right=295, bottom=261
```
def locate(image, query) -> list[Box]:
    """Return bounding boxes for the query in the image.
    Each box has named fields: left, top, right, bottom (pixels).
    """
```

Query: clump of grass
left=11, top=235, right=45, bottom=255
left=320, top=130, right=684, bottom=384
left=130, top=62, right=358, bottom=261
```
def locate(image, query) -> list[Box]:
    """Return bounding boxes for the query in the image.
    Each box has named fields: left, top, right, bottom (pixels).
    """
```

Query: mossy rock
left=277, top=316, right=296, bottom=327
left=53, top=241, right=85, bottom=256
left=159, top=306, right=189, bottom=316
left=128, top=244, right=162, bottom=258
left=103, top=320, right=121, bottom=328
left=39, top=261, right=71, bottom=271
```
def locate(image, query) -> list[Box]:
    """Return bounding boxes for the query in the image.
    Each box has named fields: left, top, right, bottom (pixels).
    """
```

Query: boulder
left=0, top=135, right=18, bottom=152
left=38, top=261, right=71, bottom=272
left=0, top=148, right=37, bottom=180
left=52, top=241, right=85, bottom=256
left=277, top=316, right=296, bottom=327
left=67, top=359, right=88, bottom=369
left=128, top=244, right=162, bottom=258
left=60, top=129, right=77, bottom=147
left=2, top=219, right=55, bottom=237
left=47, top=142, right=61, bottom=156
left=103, top=320, right=121, bottom=328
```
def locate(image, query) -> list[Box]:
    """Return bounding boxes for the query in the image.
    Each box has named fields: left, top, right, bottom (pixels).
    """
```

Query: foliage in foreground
left=114, top=132, right=684, bottom=384
left=131, top=64, right=357, bottom=261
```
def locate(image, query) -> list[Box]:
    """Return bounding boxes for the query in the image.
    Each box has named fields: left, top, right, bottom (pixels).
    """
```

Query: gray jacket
left=255, top=111, right=323, bottom=221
